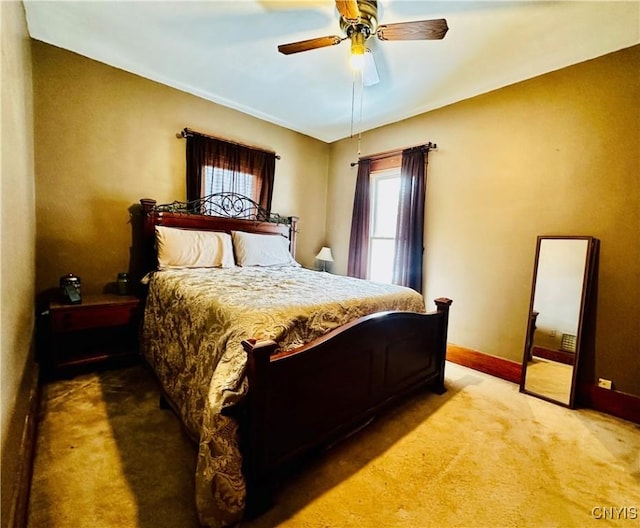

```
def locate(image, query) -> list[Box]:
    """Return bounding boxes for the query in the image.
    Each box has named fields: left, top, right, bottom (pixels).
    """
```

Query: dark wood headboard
left=140, top=192, right=299, bottom=277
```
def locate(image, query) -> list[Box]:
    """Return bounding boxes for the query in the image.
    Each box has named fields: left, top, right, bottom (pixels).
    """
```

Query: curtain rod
left=177, top=127, right=281, bottom=160
left=349, top=141, right=437, bottom=167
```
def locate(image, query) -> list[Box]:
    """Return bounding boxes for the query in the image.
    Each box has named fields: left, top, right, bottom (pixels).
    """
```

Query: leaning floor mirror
left=520, top=236, right=599, bottom=408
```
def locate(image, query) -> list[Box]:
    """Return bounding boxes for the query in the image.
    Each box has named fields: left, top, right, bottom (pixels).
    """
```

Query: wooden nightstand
left=46, top=294, right=142, bottom=378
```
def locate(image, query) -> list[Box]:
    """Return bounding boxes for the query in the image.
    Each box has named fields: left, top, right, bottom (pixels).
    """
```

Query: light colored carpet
left=27, top=362, right=640, bottom=528
left=523, top=357, right=574, bottom=405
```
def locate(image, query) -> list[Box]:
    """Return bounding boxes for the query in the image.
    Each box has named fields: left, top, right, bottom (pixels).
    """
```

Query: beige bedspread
left=141, top=266, right=425, bottom=527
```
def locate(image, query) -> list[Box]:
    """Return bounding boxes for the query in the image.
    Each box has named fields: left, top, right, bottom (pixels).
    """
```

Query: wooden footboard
left=240, top=297, right=452, bottom=513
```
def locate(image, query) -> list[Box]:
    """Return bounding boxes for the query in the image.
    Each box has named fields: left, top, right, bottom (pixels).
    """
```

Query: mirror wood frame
left=519, top=235, right=599, bottom=408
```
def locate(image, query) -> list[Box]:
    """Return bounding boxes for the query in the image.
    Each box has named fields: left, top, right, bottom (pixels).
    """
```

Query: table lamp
left=315, top=246, right=334, bottom=272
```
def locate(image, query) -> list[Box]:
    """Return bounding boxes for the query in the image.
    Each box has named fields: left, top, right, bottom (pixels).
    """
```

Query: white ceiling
left=24, top=1, right=640, bottom=143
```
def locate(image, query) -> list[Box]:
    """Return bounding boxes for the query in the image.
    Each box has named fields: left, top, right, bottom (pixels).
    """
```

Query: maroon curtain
left=392, top=147, right=427, bottom=293
left=347, top=159, right=372, bottom=279
left=186, top=134, right=210, bottom=203
left=186, top=133, right=275, bottom=212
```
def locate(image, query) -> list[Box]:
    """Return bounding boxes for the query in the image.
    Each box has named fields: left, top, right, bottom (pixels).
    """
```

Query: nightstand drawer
left=50, top=303, right=139, bottom=333
left=45, top=294, right=143, bottom=378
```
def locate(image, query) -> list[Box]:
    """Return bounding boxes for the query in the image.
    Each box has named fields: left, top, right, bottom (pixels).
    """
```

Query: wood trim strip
left=447, top=343, right=640, bottom=425
left=578, top=383, right=640, bottom=425
left=446, top=344, right=522, bottom=384
left=531, top=346, right=575, bottom=366
left=6, top=362, right=40, bottom=528
left=370, top=155, right=401, bottom=172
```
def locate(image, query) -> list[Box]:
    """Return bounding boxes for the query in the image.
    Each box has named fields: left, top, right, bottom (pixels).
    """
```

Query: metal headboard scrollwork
left=152, top=192, right=288, bottom=225
left=138, top=192, right=299, bottom=285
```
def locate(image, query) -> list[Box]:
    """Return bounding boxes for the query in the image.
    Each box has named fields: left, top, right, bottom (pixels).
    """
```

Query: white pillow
left=232, top=231, right=300, bottom=267
left=155, top=226, right=235, bottom=270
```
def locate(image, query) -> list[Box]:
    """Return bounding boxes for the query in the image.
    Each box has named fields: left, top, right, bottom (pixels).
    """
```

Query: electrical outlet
left=550, top=329, right=557, bottom=337
left=597, top=378, right=613, bottom=390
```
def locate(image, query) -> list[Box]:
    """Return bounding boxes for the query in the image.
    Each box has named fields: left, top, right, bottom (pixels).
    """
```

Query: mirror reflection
left=521, top=236, right=598, bottom=408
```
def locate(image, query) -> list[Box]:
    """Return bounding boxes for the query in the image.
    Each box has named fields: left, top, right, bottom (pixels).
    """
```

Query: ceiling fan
left=277, top=0, right=449, bottom=66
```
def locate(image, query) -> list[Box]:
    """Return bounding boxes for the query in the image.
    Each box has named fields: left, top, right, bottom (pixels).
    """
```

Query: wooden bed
left=138, top=192, right=452, bottom=524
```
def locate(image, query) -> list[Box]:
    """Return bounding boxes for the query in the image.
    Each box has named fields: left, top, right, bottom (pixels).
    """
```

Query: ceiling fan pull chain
left=350, top=71, right=357, bottom=138
left=350, top=68, right=365, bottom=139
left=359, top=72, right=364, bottom=130
left=358, top=70, right=364, bottom=156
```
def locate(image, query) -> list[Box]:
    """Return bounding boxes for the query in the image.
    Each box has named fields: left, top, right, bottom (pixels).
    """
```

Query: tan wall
left=32, top=42, right=329, bottom=295
left=1, top=1, right=37, bottom=525
left=328, top=45, right=640, bottom=396
left=32, top=39, right=639, bottom=395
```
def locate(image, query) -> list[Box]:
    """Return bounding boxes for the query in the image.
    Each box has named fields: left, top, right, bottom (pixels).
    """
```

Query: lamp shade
left=315, top=246, right=334, bottom=262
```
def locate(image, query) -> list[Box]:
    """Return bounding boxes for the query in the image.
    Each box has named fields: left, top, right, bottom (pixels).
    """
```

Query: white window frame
left=368, top=168, right=401, bottom=283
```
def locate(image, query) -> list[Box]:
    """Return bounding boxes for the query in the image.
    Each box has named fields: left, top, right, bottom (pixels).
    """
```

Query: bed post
left=241, top=338, right=279, bottom=517
left=433, top=297, right=453, bottom=394
left=140, top=198, right=158, bottom=276
left=288, top=216, right=299, bottom=258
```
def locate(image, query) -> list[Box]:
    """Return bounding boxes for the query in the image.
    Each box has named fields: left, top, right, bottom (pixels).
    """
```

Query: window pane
left=204, top=167, right=255, bottom=198
left=372, top=177, right=400, bottom=238
left=369, top=238, right=395, bottom=283
left=369, top=171, right=400, bottom=284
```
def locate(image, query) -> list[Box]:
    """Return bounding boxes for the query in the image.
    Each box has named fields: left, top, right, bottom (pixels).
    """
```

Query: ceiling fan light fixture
left=350, top=31, right=366, bottom=56
left=349, top=31, right=366, bottom=70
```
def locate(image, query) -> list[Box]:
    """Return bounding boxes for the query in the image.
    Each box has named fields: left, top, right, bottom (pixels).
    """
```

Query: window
left=348, top=146, right=427, bottom=292
left=203, top=166, right=256, bottom=200
left=185, top=131, right=275, bottom=214
left=369, top=169, right=401, bottom=283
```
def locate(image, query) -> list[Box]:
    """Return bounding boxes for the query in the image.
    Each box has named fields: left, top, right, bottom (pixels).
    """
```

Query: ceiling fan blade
left=278, top=35, right=344, bottom=55
left=335, top=0, right=360, bottom=21
left=376, top=18, right=449, bottom=41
